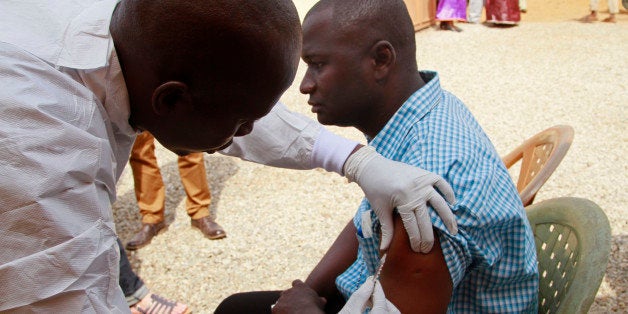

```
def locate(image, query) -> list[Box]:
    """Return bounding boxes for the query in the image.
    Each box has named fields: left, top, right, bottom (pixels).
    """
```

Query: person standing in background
left=436, top=0, right=467, bottom=31
left=485, top=0, right=521, bottom=25
left=467, top=0, right=485, bottom=23
left=125, top=131, right=225, bottom=251
left=581, top=0, right=619, bottom=22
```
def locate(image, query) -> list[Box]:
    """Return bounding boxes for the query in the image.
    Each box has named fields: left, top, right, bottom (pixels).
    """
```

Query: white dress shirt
left=0, top=0, right=356, bottom=312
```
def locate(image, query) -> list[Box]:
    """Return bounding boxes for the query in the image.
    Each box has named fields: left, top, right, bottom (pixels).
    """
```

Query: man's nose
left=299, top=74, right=315, bottom=94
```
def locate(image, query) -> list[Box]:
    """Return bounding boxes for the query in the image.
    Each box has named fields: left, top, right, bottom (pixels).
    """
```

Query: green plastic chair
left=525, top=197, right=612, bottom=314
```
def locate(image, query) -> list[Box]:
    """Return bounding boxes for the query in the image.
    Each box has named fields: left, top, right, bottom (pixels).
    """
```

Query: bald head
left=300, top=0, right=424, bottom=137
left=306, top=0, right=417, bottom=66
left=110, top=0, right=302, bottom=155
left=113, top=0, right=301, bottom=100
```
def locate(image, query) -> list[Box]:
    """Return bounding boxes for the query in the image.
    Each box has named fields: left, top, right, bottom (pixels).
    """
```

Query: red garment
left=485, top=0, right=521, bottom=24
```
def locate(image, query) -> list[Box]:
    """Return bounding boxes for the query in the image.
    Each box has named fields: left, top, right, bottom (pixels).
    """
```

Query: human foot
left=125, top=221, right=167, bottom=250
left=191, top=216, right=226, bottom=240
left=130, top=293, right=190, bottom=314
left=602, top=15, right=616, bottom=23
left=580, top=12, right=598, bottom=22
left=439, top=21, right=463, bottom=32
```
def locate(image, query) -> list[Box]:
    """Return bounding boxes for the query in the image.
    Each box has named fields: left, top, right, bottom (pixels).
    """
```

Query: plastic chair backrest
left=502, top=125, right=574, bottom=206
left=525, top=197, right=611, bottom=314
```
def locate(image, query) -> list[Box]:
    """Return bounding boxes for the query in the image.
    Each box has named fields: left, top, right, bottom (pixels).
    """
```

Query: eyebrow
left=301, top=49, right=326, bottom=60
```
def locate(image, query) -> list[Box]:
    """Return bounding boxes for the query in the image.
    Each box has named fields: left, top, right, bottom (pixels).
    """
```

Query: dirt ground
left=520, top=0, right=628, bottom=22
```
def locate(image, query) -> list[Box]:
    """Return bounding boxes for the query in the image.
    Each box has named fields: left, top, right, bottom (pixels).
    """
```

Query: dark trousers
left=117, top=238, right=144, bottom=297
left=214, top=290, right=346, bottom=314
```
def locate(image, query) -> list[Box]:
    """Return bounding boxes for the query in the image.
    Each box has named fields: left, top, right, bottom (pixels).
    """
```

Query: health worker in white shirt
left=0, top=0, right=457, bottom=312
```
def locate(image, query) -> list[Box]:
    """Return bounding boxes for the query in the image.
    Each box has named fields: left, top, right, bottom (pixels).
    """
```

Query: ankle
left=126, top=285, right=150, bottom=307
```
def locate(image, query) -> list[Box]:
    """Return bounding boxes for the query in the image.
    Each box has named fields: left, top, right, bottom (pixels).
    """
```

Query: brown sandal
left=131, top=293, right=190, bottom=314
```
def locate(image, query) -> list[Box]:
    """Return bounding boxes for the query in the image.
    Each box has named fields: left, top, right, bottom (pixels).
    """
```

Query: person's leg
left=323, top=289, right=348, bottom=313
left=118, top=238, right=189, bottom=314
left=519, top=0, right=527, bottom=12
left=178, top=153, right=226, bottom=239
left=603, top=0, right=618, bottom=22
left=215, top=291, right=281, bottom=314
left=215, top=290, right=346, bottom=314
left=118, top=238, right=147, bottom=302
left=127, top=132, right=168, bottom=250
left=130, top=132, right=166, bottom=224
left=590, top=0, right=601, bottom=13
left=468, top=0, right=485, bottom=23
left=583, top=0, right=600, bottom=21
left=177, top=152, right=211, bottom=220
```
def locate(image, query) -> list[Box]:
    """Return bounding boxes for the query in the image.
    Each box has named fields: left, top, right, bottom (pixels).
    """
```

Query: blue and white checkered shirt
left=335, top=72, right=539, bottom=313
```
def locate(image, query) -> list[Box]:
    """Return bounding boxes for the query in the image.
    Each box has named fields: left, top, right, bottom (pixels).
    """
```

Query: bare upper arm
left=379, top=214, right=453, bottom=313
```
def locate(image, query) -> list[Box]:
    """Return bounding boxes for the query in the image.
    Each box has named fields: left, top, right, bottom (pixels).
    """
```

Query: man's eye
left=308, top=62, right=324, bottom=69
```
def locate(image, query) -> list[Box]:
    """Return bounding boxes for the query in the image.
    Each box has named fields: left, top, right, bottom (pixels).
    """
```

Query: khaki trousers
left=129, top=132, right=211, bottom=224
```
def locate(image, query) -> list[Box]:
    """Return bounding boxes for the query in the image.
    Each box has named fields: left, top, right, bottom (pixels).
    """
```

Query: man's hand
left=272, top=280, right=326, bottom=314
left=339, top=276, right=400, bottom=314
left=344, top=146, right=457, bottom=253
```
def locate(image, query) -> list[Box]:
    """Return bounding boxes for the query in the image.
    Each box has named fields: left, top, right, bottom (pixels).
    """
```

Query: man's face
left=300, top=9, right=378, bottom=127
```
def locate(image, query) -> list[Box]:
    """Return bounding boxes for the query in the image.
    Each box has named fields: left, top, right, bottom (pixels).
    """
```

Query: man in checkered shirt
left=215, top=0, right=539, bottom=313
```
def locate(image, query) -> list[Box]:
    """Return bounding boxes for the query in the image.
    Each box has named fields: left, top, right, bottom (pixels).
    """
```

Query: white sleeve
left=220, top=102, right=359, bottom=175
left=0, top=46, right=127, bottom=312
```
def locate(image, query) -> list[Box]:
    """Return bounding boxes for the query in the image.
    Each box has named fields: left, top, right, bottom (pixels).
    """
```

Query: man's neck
left=360, top=72, right=426, bottom=138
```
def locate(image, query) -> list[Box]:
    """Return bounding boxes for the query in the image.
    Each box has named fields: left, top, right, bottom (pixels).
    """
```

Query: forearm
left=220, top=102, right=319, bottom=169
left=221, top=102, right=359, bottom=174
left=306, top=220, right=359, bottom=299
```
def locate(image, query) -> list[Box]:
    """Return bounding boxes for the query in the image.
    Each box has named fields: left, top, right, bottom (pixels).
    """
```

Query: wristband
left=311, top=128, right=359, bottom=175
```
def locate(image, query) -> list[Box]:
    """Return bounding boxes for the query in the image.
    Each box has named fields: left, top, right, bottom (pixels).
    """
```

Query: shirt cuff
left=311, top=128, right=359, bottom=175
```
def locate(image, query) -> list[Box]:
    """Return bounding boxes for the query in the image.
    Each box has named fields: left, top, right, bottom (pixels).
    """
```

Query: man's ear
left=151, top=81, right=192, bottom=116
left=370, top=40, right=396, bottom=82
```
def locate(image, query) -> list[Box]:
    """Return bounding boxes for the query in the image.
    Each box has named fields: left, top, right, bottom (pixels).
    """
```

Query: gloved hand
left=338, top=276, right=400, bottom=314
left=344, top=146, right=458, bottom=252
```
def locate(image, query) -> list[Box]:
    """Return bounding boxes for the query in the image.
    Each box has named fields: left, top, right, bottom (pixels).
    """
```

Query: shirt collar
left=369, top=71, right=442, bottom=153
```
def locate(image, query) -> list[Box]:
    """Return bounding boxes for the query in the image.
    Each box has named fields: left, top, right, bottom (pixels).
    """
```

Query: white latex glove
left=339, top=276, right=400, bottom=314
left=344, top=146, right=458, bottom=252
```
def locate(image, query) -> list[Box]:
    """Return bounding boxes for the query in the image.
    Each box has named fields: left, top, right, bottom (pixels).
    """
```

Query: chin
left=315, top=114, right=335, bottom=126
